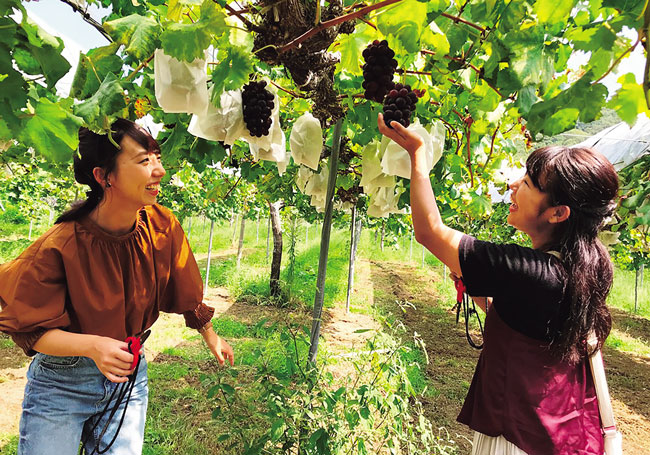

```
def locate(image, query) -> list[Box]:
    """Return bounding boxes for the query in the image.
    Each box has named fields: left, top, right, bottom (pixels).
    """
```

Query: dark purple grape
left=382, top=84, right=418, bottom=129
left=362, top=40, right=398, bottom=103
left=242, top=78, right=274, bottom=137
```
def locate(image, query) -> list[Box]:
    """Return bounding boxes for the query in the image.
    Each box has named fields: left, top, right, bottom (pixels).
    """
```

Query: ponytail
left=527, top=146, right=619, bottom=364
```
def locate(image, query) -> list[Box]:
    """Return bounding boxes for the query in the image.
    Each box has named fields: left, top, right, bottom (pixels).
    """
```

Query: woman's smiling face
left=106, top=134, right=166, bottom=211
left=507, top=173, right=552, bottom=237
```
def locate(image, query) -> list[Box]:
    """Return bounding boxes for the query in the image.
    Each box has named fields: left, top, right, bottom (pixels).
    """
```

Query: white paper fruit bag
left=188, top=89, right=245, bottom=143
left=154, top=49, right=208, bottom=114
left=290, top=112, right=323, bottom=170
left=361, top=140, right=395, bottom=193
left=380, top=119, right=444, bottom=179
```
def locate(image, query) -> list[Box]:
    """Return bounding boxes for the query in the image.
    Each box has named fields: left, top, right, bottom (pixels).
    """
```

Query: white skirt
left=471, top=432, right=528, bottom=455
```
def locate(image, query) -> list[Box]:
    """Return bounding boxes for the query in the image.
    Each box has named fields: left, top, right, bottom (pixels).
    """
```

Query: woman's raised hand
left=377, top=113, right=424, bottom=157
left=88, top=336, right=135, bottom=383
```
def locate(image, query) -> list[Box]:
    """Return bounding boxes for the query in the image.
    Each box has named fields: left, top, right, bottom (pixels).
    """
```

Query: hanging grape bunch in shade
left=382, top=83, right=417, bottom=128
left=362, top=40, right=398, bottom=103
left=242, top=80, right=274, bottom=137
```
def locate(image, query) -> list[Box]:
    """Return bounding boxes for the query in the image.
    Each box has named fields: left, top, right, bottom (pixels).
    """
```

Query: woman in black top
left=378, top=114, right=619, bottom=455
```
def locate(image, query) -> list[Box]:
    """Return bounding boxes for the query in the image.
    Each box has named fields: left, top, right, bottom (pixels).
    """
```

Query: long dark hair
left=56, top=119, right=160, bottom=223
left=526, top=146, right=619, bottom=364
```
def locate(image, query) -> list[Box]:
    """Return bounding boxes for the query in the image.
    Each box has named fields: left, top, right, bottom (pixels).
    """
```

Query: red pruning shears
left=455, top=278, right=466, bottom=307
left=125, top=329, right=151, bottom=370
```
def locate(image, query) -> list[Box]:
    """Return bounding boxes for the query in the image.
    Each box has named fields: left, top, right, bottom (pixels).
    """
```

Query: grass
left=607, top=266, right=649, bottom=317
left=0, top=434, right=18, bottom=455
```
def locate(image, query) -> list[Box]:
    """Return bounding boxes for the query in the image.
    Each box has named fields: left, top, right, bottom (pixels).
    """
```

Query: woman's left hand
left=201, top=327, right=235, bottom=366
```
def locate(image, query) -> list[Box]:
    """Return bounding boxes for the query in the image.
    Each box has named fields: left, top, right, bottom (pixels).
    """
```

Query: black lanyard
left=454, top=279, right=484, bottom=350
left=82, top=330, right=151, bottom=455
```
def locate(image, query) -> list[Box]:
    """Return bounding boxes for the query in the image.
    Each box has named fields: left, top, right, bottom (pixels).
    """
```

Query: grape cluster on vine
left=382, top=83, right=417, bottom=128
left=338, top=137, right=357, bottom=165
left=362, top=40, right=398, bottom=103
left=337, top=185, right=361, bottom=204
left=242, top=80, right=274, bottom=137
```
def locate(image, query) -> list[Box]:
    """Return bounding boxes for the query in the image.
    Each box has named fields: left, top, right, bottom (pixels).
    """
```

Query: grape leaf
left=527, top=75, right=607, bottom=135
left=71, top=43, right=123, bottom=100
left=20, top=15, right=61, bottom=49
left=534, top=0, right=579, bottom=24
left=103, top=14, right=161, bottom=61
left=468, top=193, right=492, bottom=218
left=26, top=38, right=72, bottom=89
left=420, top=21, right=450, bottom=57
left=210, top=46, right=253, bottom=104
left=0, top=17, right=17, bottom=48
left=13, top=45, right=41, bottom=75
left=504, top=30, right=554, bottom=92
left=198, top=0, right=227, bottom=35
left=0, top=51, right=27, bottom=120
left=166, top=0, right=202, bottom=21
left=73, top=73, right=127, bottom=133
left=515, top=85, right=539, bottom=115
left=376, top=0, right=427, bottom=53
left=0, top=0, right=21, bottom=16
left=607, top=73, right=649, bottom=126
left=160, top=22, right=211, bottom=62
left=334, top=23, right=376, bottom=76
left=20, top=98, right=82, bottom=162
left=565, top=26, right=617, bottom=53
left=158, top=1, right=227, bottom=64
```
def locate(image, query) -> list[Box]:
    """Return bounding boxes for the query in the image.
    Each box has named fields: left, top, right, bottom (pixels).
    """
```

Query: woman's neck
left=90, top=200, right=141, bottom=236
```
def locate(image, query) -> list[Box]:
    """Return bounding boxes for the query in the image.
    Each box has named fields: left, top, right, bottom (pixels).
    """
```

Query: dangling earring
left=106, top=181, right=111, bottom=188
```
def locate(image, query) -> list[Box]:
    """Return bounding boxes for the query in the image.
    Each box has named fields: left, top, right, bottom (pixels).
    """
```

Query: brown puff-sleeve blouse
left=0, top=203, right=214, bottom=356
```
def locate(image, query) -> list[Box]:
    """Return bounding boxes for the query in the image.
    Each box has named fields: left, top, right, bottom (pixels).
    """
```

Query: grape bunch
left=337, top=185, right=361, bottom=204
left=362, top=40, right=398, bottom=103
left=382, top=83, right=417, bottom=128
left=242, top=80, right=274, bottom=137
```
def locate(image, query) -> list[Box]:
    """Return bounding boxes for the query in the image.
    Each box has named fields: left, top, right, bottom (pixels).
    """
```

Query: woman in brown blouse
left=0, top=119, right=233, bottom=455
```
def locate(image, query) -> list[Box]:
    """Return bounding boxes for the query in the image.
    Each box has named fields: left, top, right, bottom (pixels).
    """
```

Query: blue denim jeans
left=18, top=353, right=149, bottom=455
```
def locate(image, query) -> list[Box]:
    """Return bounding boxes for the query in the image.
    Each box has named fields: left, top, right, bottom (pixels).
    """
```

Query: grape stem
left=593, top=35, right=641, bottom=85
left=125, top=53, right=156, bottom=82
left=465, top=118, right=474, bottom=187
left=440, top=11, right=486, bottom=34
left=269, top=80, right=306, bottom=98
left=212, top=0, right=261, bottom=33
left=481, top=124, right=500, bottom=172
left=222, top=176, right=243, bottom=200
left=60, top=0, right=113, bottom=43
left=278, top=0, right=404, bottom=54
left=421, top=50, right=505, bottom=98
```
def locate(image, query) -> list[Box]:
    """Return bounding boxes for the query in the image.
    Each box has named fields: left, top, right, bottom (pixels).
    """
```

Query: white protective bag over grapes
left=295, top=165, right=313, bottom=192
left=290, top=112, right=323, bottom=171
left=360, top=140, right=396, bottom=194
left=188, top=89, right=245, bottom=144
left=154, top=49, right=208, bottom=114
left=242, top=81, right=280, bottom=152
left=379, top=119, right=445, bottom=180
left=303, top=163, right=329, bottom=212
left=249, top=113, right=287, bottom=172
left=367, top=185, right=405, bottom=218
